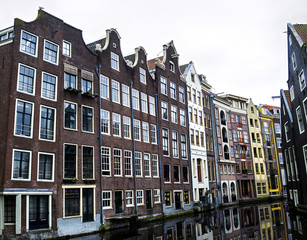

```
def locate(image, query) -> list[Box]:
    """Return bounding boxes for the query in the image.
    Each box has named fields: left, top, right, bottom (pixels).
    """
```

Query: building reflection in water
left=92, top=201, right=302, bottom=240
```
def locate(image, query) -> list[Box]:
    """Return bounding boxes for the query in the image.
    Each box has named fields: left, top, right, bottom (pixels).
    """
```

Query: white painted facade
left=182, top=62, right=209, bottom=202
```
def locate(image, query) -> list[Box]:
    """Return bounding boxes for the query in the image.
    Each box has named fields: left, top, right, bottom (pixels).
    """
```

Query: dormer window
left=140, top=67, right=146, bottom=84
left=63, top=41, right=71, bottom=57
left=170, top=61, right=175, bottom=73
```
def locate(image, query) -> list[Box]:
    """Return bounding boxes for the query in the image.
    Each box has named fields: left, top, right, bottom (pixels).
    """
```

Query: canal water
left=71, top=201, right=306, bottom=240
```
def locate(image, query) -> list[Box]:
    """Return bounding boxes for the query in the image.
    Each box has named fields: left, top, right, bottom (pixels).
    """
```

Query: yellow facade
left=247, top=101, right=269, bottom=197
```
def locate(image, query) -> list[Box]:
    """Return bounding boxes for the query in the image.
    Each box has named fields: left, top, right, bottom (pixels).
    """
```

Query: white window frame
left=112, top=112, right=121, bottom=137
left=37, top=152, right=55, bottom=182
left=100, top=75, right=109, bottom=100
left=125, top=190, right=134, bottom=207
left=113, top=148, right=122, bottom=176
left=17, top=63, right=36, bottom=96
left=162, top=128, right=169, bottom=156
left=303, top=97, right=307, bottom=122
left=111, top=52, right=119, bottom=71
left=150, top=124, right=157, bottom=144
left=170, top=81, right=176, bottom=100
left=161, top=101, right=168, bottom=121
left=154, top=189, right=160, bottom=204
left=123, top=116, right=131, bottom=139
left=39, top=105, right=56, bottom=142
left=299, top=70, right=306, bottom=91
left=111, top=80, right=120, bottom=104
left=124, top=150, right=133, bottom=177
left=142, top=122, right=149, bottom=143
left=133, top=119, right=141, bottom=141
left=102, top=191, right=112, bottom=209
left=172, top=131, right=179, bottom=158
left=135, top=152, right=142, bottom=177
left=63, top=40, right=71, bottom=57
left=152, top=154, right=159, bottom=177
left=132, top=88, right=140, bottom=111
left=101, top=110, right=110, bottom=135
left=180, top=109, right=186, bottom=126
left=139, top=67, right=146, bottom=84
left=284, top=122, right=290, bottom=142
left=179, top=86, right=185, bottom=103
left=41, top=71, right=58, bottom=101
left=136, top=190, right=144, bottom=205
left=122, top=84, right=130, bottom=107
left=43, top=39, right=59, bottom=65
left=144, top=153, right=151, bottom=177
left=20, top=30, right=38, bottom=57
left=171, top=105, right=177, bottom=123
left=296, top=106, right=305, bottom=134
left=149, top=96, right=156, bottom=116
left=141, top=92, right=148, bottom=113
left=81, top=105, right=94, bottom=133
left=14, top=98, right=34, bottom=139
left=161, top=76, right=167, bottom=95
left=11, top=149, right=32, bottom=181
left=101, top=146, right=111, bottom=176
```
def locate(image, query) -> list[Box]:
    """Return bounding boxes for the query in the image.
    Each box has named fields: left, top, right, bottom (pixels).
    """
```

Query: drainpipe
left=209, top=92, right=221, bottom=206
left=155, top=93, right=164, bottom=212
left=96, top=65, right=104, bottom=224
left=130, top=81, right=138, bottom=215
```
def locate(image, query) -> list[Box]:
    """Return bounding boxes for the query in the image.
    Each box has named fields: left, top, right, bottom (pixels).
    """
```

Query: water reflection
left=72, top=201, right=307, bottom=240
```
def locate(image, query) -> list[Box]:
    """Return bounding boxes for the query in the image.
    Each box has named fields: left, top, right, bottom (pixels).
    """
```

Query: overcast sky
left=1, top=0, right=307, bottom=106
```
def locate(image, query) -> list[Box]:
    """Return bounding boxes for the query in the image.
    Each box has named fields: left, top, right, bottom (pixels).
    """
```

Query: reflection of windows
left=42, top=72, right=57, bottom=100
left=38, top=152, right=54, bottom=181
left=20, top=30, right=38, bottom=56
left=102, top=191, right=112, bottom=209
left=12, top=149, right=31, bottom=180
left=18, top=64, right=35, bottom=95
left=40, top=106, right=55, bottom=141
left=64, top=144, right=77, bottom=179
left=44, top=40, right=59, bottom=65
left=82, top=106, right=93, bottom=133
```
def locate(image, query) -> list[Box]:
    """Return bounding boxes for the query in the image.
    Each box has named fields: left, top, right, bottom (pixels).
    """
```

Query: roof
left=86, top=38, right=106, bottom=53
left=124, top=53, right=135, bottom=63
left=283, top=90, right=292, bottom=111
left=293, top=24, right=307, bottom=44
left=147, top=56, right=163, bottom=71
left=179, top=64, right=188, bottom=74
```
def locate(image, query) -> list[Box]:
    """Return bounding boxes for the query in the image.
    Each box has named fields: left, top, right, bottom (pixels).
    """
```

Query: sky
left=1, top=0, right=307, bottom=106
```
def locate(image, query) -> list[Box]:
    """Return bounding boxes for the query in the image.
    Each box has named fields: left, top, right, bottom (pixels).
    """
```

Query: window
left=187, top=86, right=191, bottom=100
left=284, top=122, right=290, bottom=142
left=111, top=52, right=119, bottom=71
left=126, top=190, right=134, bottom=207
left=82, top=79, right=93, bottom=94
left=4, top=195, right=15, bottom=224
left=303, top=145, right=307, bottom=175
left=112, top=80, right=120, bottom=103
left=180, top=109, right=186, bottom=126
left=12, top=149, right=31, bottom=180
left=189, top=107, right=193, bottom=122
left=170, top=82, right=176, bottom=99
left=63, top=40, right=71, bottom=57
left=179, top=86, right=185, bottom=103
left=180, top=192, right=189, bottom=208
left=135, top=152, right=142, bottom=176
left=124, top=150, right=132, bottom=176
left=132, top=89, right=139, bottom=110
left=170, top=61, right=175, bottom=72
left=133, top=119, right=141, bottom=141
left=243, top=131, right=249, bottom=143
left=154, top=189, right=160, bottom=203
left=183, top=166, right=189, bottom=183
left=65, top=189, right=80, bottom=216
left=296, top=106, right=305, bottom=133
left=64, top=102, right=77, bottom=130
left=20, top=30, right=38, bottom=56
left=65, top=72, right=76, bottom=89
left=82, top=146, right=94, bottom=179
left=174, top=166, right=180, bottom=182
left=162, top=128, right=169, bottom=156
left=198, top=111, right=203, bottom=125
left=100, top=75, right=109, bottom=99
left=260, top=163, right=264, bottom=174
left=161, top=101, right=168, bottom=120
left=197, top=91, right=201, bottom=105
left=164, top=165, right=170, bottom=182
left=181, top=134, right=187, bottom=158
left=113, top=149, right=122, bottom=176
left=274, top=123, right=281, bottom=133
left=44, top=40, right=58, bottom=64
left=101, top=147, right=111, bottom=176
left=149, top=96, right=155, bottom=116
left=17, top=63, right=36, bottom=95
left=102, top=191, right=112, bottom=209
left=136, top=190, right=144, bottom=205
left=152, top=154, right=159, bottom=177
left=195, top=130, right=200, bottom=145
left=40, top=106, right=55, bottom=141
left=200, top=132, right=204, bottom=147
left=290, top=85, right=295, bottom=101
left=82, top=106, right=93, bottom=133
left=123, top=116, right=131, bottom=139
left=15, top=99, right=33, bottom=138
left=194, top=109, right=198, bottom=124
left=292, top=52, right=297, bottom=70
left=255, top=163, right=259, bottom=174
left=150, top=124, right=157, bottom=144
left=171, top=105, right=177, bottom=123
left=144, top=153, right=151, bottom=177
left=122, top=84, right=130, bottom=107
left=101, top=110, right=110, bottom=134
left=141, top=93, right=148, bottom=113
left=42, top=72, right=57, bottom=100
left=192, top=89, right=196, bottom=103
left=64, top=144, right=77, bottom=179
left=161, top=76, right=167, bottom=95
left=140, top=67, right=146, bottom=84
left=142, top=122, right=149, bottom=142
left=112, top=113, right=121, bottom=136
left=38, top=152, right=54, bottom=181
left=303, top=98, right=307, bottom=122
left=165, top=192, right=171, bottom=207
left=172, top=131, right=179, bottom=158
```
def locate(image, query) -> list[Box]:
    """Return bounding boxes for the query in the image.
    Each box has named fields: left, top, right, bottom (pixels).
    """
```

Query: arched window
left=222, top=127, right=228, bottom=143
left=224, top=145, right=229, bottom=160
left=220, top=111, right=226, bottom=125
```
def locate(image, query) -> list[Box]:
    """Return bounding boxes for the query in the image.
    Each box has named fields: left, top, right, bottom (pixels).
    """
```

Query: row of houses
left=0, top=10, right=284, bottom=238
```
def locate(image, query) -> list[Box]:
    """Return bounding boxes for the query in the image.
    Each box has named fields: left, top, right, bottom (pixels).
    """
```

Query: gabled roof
left=179, top=64, right=189, bottom=74
left=293, top=24, right=307, bottom=44
left=147, top=56, right=163, bottom=71
left=87, top=38, right=106, bottom=53
left=124, top=53, right=135, bottom=63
